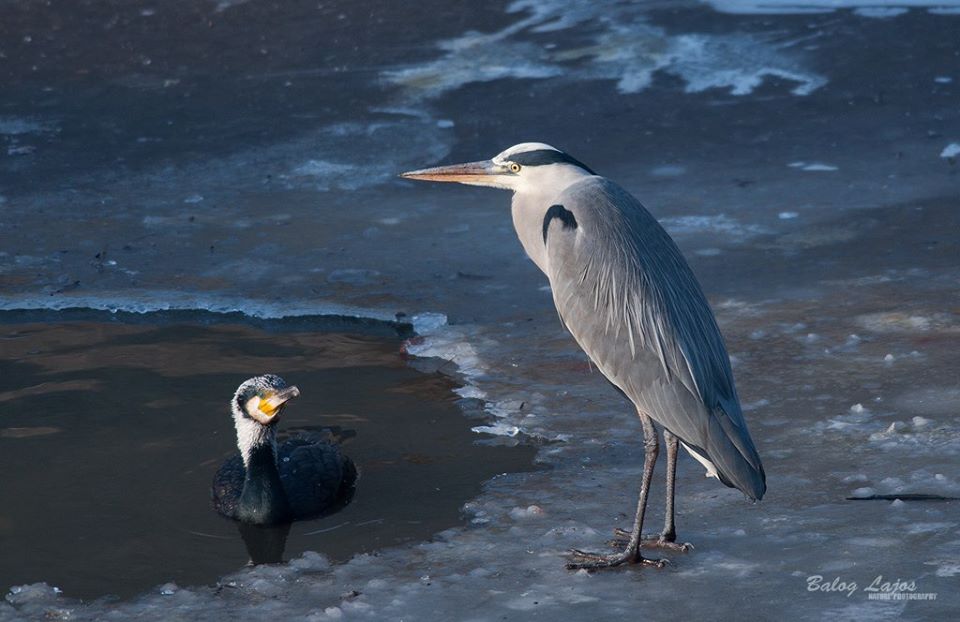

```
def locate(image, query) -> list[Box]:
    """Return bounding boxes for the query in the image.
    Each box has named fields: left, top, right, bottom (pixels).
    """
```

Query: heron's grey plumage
left=401, top=141, right=766, bottom=568
left=540, top=177, right=765, bottom=500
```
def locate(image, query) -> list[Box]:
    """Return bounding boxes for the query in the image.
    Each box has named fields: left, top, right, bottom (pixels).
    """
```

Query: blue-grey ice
left=2, top=0, right=959, bottom=619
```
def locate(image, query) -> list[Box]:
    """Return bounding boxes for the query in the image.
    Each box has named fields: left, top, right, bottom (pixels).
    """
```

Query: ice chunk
left=788, top=161, right=838, bottom=171
left=509, top=505, right=545, bottom=520
left=5, top=583, right=62, bottom=606
left=933, top=561, right=960, bottom=577
left=869, top=422, right=904, bottom=440
left=941, top=143, right=960, bottom=158
left=159, top=583, right=178, bottom=596
left=411, top=312, right=448, bottom=335
left=472, top=422, right=520, bottom=437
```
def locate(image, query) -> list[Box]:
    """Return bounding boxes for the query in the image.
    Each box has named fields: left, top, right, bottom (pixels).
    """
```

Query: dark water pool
left=0, top=312, right=535, bottom=600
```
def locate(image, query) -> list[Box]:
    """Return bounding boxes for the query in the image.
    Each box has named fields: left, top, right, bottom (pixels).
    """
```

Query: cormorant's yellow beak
left=253, top=386, right=300, bottom=420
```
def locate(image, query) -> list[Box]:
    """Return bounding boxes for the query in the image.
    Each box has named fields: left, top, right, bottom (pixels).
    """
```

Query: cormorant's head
left=232, top=374, right=300, bottom=427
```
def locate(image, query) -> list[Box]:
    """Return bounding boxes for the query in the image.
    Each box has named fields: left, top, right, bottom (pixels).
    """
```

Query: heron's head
left=232, top=374, right=300, bottom=427
left=401, top=142, right=595, bottom=193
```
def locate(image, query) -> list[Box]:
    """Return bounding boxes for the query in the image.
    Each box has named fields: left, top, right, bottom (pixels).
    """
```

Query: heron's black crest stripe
left=542, top=204, right=577, bottom=244
left=511, top=149, right=596, bottom=175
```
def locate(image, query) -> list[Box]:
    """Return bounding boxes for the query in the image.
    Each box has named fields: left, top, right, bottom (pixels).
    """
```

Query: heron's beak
left=257, top=386, right=301, bottom=419
left=400, top=160, right=503, bottom=187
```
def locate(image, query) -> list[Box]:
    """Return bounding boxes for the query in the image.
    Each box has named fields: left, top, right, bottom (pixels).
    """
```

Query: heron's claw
left=644, top=538, right=693, bottom=552
left=608, top=528, right=693, bottom=552
left=565, top=547, right=668, bottom=570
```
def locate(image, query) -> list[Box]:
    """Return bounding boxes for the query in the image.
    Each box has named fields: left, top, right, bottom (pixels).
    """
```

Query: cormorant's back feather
left=211, top=435, right=357, bottom=522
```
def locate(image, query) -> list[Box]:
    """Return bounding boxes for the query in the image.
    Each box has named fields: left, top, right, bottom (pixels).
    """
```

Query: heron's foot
left=566, top=547, right=668, bottom=571
left=608, top=528, right=693, bottom=553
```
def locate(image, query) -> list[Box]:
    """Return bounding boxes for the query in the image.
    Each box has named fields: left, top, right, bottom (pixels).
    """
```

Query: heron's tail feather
left=694, top=409, right=766, bottom=501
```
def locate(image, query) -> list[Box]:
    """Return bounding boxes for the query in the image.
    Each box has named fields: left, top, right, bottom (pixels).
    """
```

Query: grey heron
left=401, top=143, right=765, bottom=569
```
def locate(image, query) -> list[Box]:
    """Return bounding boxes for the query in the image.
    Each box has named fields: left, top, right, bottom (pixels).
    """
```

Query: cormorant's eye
left=509, top=162, right=521, bottom=173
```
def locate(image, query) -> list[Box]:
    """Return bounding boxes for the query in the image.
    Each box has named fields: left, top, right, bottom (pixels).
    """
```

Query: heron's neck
left=511, top=188, right=560, bottom=274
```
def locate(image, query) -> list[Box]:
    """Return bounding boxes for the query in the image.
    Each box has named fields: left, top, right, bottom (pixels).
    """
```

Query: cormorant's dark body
left=212, top=435, right=356, bottom=525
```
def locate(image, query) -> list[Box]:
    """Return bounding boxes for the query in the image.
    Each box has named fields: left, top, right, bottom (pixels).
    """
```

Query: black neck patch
left=542, top=204, right=578, bottom=244
left=509, top=149, right=596, bottom=175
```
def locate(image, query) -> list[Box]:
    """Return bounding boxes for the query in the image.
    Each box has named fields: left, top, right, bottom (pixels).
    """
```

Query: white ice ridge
left=406, top=314, right=524, bottom=438
left=384, top=0, right=826, bottom=101
left=705, top=1, right=960, bottom=15
left=407, top=314, right=487, bottom=403
left=0, top=291, right=398, bottom=322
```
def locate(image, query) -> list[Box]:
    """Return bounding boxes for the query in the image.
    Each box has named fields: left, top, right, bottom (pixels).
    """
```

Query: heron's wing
left=543, top=177, right=765, bottom=499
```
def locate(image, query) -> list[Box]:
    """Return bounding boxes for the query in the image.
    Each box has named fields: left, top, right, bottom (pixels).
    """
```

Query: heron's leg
left=610, top=430, right=692, bottom=552
left=567, top=414, right=666, bottom=570
left=661, top=429, right=679, bottom=540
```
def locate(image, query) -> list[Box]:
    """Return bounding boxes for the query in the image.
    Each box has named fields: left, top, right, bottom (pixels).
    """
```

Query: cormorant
left=211, top=375, right=357, bottom=525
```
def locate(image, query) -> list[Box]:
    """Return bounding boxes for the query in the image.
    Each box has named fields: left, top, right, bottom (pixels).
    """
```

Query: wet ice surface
left=2, top=0, right=960, bottom=620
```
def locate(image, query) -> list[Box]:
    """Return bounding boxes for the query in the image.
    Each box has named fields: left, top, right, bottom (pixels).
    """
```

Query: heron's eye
left=509, top=162, right=521, bottom=173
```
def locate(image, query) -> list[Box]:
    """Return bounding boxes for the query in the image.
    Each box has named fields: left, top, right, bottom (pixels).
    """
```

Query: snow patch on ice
left=706, top=1, right=960, bottom=16
left=856, top=311, right=957, bottom=333
left=929, top=561, right=960, bottom=577
left=473, top=422, right=521, bottom=437
left=660, top=214, right=772, bottom=241
left=383, top=33, right=562, bottom=101
left=788, top=161, right=838, bottom=171
left=906, top=522, right=955, bottom=535
left=940, top=142, right=960, bottom=158
left=412, top=312, right=448, bottom=335
left=0, top=117, right=56, bottom=136
left=384, top=1, right=825, bottom=101
left=855, top=7, right=908, bottom=17
left=278, top=118, right=451, bottom=192
left=212, top=0, right=251, bottom=12
left=509, top=505, right=546, bottom=520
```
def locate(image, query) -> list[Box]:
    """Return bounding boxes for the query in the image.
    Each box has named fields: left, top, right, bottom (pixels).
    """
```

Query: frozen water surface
left=0, top=314, right=536, bottom=600
left=2, top=0, right=959, bottom=620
